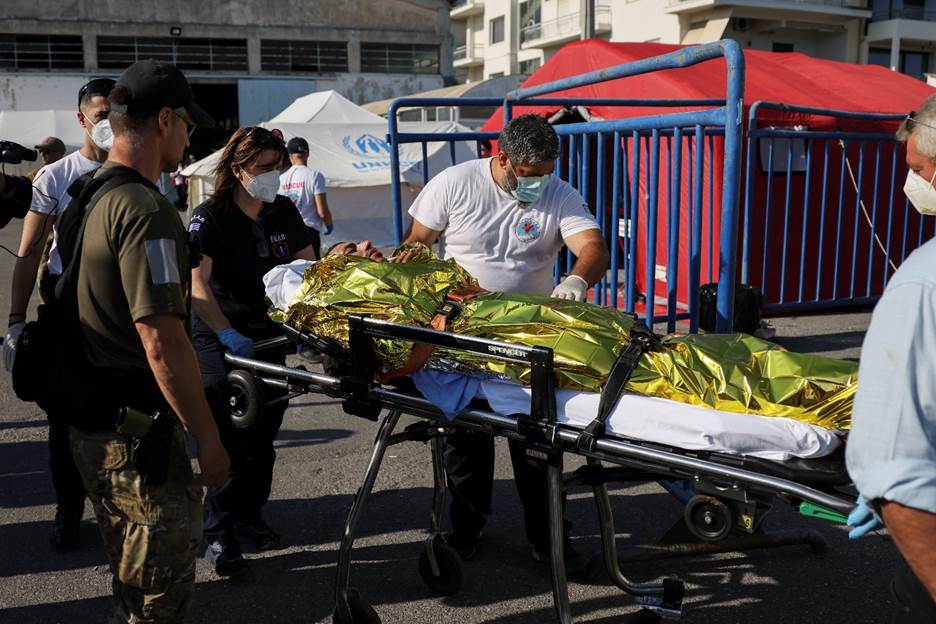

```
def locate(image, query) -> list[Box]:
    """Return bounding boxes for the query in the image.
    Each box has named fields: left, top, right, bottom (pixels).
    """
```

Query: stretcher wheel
left=227, top=369, right=264, bottom=430
left=684, top=495, right=734, bottom=542
left=333, top=588, right=380, bottom=624
left=417, top=541, right=463, bottom=596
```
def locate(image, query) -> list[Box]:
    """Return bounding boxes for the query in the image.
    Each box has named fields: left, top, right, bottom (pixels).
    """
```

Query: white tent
left=270, top=90, right=384, bottom=125
left=182, top=91, right=478, bottom=247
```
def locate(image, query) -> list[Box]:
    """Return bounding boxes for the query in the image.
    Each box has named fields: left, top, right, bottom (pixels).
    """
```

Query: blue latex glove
left=217, top=328, right=254, bottom=357
left=847, top=495, right=883, bottom=539
left=324, top=223, right=334, bottom=235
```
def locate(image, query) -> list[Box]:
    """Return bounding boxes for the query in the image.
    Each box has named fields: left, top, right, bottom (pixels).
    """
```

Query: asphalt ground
left=0, top=218, right=901, bottom=624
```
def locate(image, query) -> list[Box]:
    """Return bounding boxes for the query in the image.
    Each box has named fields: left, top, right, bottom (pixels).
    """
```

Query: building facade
left=450, top=0, right=936, bottom=83
left=0, top=0, right=454, bottom=137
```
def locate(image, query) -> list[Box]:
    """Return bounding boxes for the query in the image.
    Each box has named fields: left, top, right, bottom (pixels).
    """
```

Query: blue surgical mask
left=507, top=161, right=551, bottom=204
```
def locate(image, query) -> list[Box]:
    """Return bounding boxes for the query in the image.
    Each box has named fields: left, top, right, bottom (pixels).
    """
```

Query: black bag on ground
left=12, top=166, right=158, bottom=428
left=698, top=283, right=763, bottom=335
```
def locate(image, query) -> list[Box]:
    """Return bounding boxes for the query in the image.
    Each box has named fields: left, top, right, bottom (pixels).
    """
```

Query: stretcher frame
left=224, top=316, right=855, bottom=623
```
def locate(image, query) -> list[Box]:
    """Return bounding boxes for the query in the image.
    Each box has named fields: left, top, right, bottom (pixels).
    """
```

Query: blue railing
left=388, top=40, right=745, bottom=333
left=741, top=101, right=913, bottom=314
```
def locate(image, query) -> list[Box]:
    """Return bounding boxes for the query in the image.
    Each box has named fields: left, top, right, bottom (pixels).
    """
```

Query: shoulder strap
left=53, top=166, right=156, bottom=305
left=574, top=324, right=659, bottom=453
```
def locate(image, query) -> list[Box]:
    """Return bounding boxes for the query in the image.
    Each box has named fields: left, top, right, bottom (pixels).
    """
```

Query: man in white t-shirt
left=405, top=114, right=609, bottom=572
left=3, top=77, right=115, bottom=551
left=279, top=137, right=332, bottom=260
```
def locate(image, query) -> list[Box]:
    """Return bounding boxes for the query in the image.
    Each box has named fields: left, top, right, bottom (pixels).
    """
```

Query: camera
left=1, top=140, right=38, bottom=165
left=0, top=140, right=35, bottom=228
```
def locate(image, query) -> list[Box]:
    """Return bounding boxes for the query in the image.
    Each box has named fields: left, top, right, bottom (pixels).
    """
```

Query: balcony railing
left=520, top=4, right=612, bottom=46
left=667, top=0, right=867, bottom=8
left=453, top=44, right=483, bottom=61
left=450, top=0, right=483, bottom=13
left=872, top=7, right=936, bottom=21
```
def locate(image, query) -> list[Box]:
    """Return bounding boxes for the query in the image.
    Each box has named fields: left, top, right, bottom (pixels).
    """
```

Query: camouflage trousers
left=70, top=424, right=202, bottom=624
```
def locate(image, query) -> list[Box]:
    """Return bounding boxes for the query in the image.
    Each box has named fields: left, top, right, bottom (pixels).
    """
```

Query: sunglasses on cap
left=78, top=78, right=116, bottom=107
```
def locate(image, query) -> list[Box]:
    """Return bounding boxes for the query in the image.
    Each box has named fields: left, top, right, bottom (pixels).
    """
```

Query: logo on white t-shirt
left=514, top=217, right=541, bottom=244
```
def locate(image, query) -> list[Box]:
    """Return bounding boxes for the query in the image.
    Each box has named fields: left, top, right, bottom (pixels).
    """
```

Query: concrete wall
left=0, top=72, right=445, bottom=112
left=0, top=75, right=90, bottom=111
left=1, top=0, right=454, bottom=79
left=482, top=1, right=515, bottom=78
left=3, top=0, right=445, bottom=36
left=611, top=0, right=682, bottom=43
left=321, top=73, right=445, bottom=104
left=723, top=25, right=852, bottom=61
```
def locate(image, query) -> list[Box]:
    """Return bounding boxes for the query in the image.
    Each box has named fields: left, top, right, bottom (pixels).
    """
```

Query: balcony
left=665, top=0, right=869, bottom=17
left=450, top=0, right=484, bottom=20
left=520, top=5, right=612, bottom=49
left=872, top=7, right=936, bottom=22
left=453, top=44, right=484, bottom=67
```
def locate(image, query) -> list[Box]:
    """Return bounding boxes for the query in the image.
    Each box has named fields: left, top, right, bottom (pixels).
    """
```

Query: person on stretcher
left=274, top=241, right=859, bottom=433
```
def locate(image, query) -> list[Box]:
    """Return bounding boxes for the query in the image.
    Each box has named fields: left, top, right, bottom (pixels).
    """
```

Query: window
left=519, top=58, right=540, bottom=74
left=360, top=43, right=439, bottom=74
left=97, top=37, right=247, bottom=71
left=519, top=0, right=541, bottom=30
left=489, top=71, right=505, bottom=78
left=0, top=34, right=83, bottom=70
left=772, top=42, right=794, bottom=53
left=261, top=40, right=348, bottom=73
left=869, top=46, right=930, bottom=80
left=868, top=47, right=891, bottom=67
left=903, top=50, right=930, bottom=80
left=490, top=16, right=505, bottom=44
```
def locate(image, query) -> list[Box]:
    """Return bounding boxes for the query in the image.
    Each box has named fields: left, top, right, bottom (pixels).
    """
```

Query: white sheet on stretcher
left=263, top=262, right=842, bottom=461
left=474, top=379, right=840, bottom=461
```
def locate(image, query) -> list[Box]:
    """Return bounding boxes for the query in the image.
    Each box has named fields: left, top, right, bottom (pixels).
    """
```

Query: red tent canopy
left=482, top=39, right=935, bottom=133
left=480, top=40, right=936, bottom=316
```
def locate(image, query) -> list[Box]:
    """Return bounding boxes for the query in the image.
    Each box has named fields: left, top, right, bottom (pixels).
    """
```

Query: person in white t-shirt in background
left=279, top=137, right=332, bottom=260
left=3, top=77, right=115, bottom=551
left=404, top=113, right=609, bottom=573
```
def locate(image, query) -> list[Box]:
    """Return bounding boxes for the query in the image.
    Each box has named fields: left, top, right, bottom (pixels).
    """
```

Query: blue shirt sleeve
left=846, top=279, right=936, bottom=514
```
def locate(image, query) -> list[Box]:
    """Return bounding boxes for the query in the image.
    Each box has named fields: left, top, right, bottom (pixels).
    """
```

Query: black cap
left=109, top=59, right=215, bottom=129
left=286, top=137, right=309, bottom=154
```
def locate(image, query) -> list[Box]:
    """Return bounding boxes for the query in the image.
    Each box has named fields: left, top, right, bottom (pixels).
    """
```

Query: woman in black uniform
left=188, top=126, right=317, bottom=575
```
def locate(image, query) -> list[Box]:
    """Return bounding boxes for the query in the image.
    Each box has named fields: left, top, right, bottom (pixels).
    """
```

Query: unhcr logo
left=342, top=132, right=421, bottom=172
left=342, top=133, right=392, bottom=159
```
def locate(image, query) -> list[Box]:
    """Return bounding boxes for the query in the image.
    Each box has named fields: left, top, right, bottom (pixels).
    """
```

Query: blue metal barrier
left=741, top=101, right=912, bottom=314
left=388, top=40, right=745, bottom=333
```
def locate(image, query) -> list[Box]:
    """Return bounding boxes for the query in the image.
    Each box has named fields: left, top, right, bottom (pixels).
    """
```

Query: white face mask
left=242, top=169, right=280, bottom=203
left=904, top=169, right=936, bottom=216
left=86, top=118, right=113, bottom=152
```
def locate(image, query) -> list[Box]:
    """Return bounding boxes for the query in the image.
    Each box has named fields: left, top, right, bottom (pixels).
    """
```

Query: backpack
left=12, top=166, right=160, bottom=429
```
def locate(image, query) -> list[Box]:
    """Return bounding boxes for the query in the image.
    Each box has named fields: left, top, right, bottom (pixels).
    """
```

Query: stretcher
left=223, top=315, right=856, bottom=624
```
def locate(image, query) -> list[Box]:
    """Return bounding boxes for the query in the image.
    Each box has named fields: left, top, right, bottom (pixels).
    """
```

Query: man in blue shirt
left=847, top=95, right=936, bottom=623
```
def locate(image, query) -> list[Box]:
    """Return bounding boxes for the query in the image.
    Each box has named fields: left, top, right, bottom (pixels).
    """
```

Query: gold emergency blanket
left=280, top=248, right=856, bottom=430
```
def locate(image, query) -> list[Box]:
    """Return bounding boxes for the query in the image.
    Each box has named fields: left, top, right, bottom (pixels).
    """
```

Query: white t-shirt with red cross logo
left=408, top=157, right=598, bottom=296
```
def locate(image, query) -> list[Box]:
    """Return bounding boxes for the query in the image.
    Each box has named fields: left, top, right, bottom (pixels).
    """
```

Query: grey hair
left=498, top=114, right=560, bottom=165
left=898, top=94, right=936, bottom=160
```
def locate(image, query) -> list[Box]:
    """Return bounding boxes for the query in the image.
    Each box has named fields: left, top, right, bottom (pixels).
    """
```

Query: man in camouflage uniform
left=69, top=59, right=229, bottom=623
